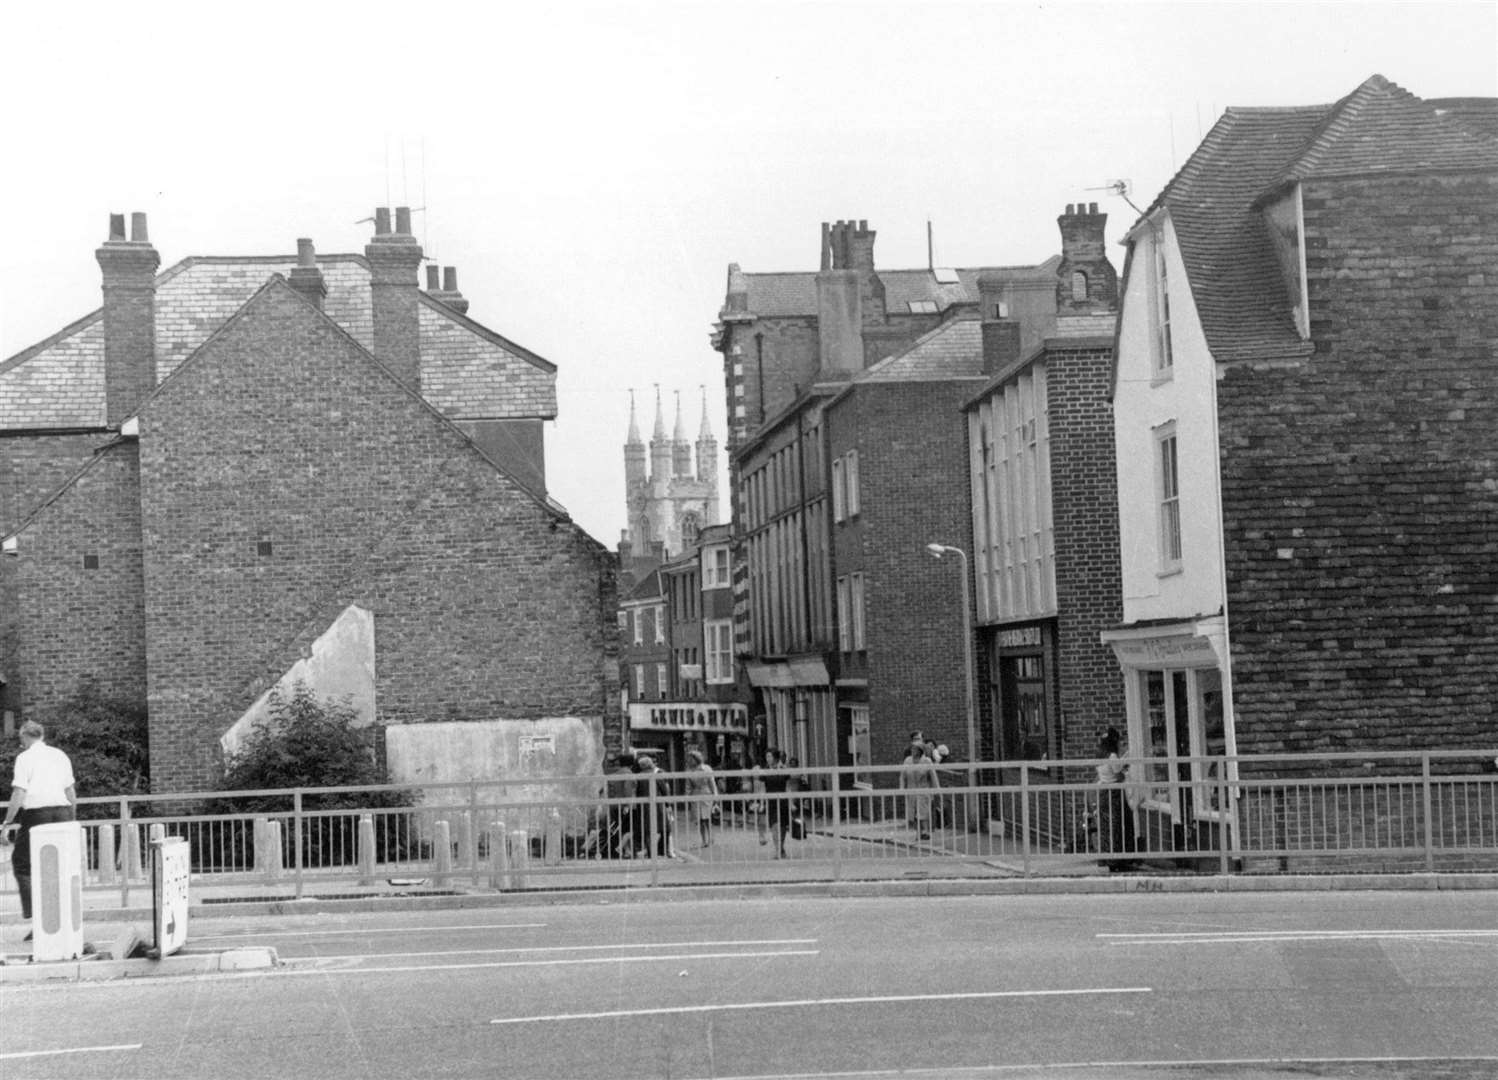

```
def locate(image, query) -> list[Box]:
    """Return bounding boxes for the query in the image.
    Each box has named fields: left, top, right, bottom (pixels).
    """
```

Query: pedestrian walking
left=1095, top=727, right=1139, bottom=871
left=760, top=748, right=794, bottom=858
left=683, top=749, right=719, bottom=848
left=1, top=721, right=77, bottom=937
left=899, top=741, right=940, bottom=840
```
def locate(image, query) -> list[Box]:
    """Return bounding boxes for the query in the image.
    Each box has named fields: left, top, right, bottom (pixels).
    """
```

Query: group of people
left=899, top=730, right=947, bottom=839
left=594, top=746, right=809, bottom=860
left=1094, top=726, right=1142, bottom=871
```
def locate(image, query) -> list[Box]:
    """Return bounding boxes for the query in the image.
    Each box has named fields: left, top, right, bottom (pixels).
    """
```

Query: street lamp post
left=926, top=542, right=977, bottom=828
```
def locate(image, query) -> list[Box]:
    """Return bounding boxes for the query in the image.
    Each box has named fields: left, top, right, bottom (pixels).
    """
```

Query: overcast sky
left=3, top=1, right=1494, bottom=547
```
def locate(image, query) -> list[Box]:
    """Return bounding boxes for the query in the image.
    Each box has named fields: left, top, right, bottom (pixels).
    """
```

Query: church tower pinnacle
left=695, top=385, right=718, bottom=488
left=672, top=390, right=693, bottom=478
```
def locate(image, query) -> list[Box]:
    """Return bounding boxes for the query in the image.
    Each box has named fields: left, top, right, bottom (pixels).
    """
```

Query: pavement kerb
left=0, top=946, right=277, bottom=984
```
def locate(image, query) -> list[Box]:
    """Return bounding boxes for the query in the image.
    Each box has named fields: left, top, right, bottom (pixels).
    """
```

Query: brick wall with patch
left=131, top=281, right=618, bottom=790
left=1217, top=172, right=1498, bottom=754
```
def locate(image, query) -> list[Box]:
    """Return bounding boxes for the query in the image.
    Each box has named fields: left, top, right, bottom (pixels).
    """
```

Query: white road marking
left=1101, top=929, right=1498, bottom=945
left=191, top=922, right=547, bottom=940
left=490, top=986, right=1153, bottom=1025
left=277, top=947, right=819, bottom=977
left=0, top=1044, right=142, bottom=1061
left=289, top=937, right=818, bottom=961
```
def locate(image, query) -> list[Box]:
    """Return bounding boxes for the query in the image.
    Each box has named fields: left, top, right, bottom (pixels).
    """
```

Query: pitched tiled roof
left=1139, top=74, right=1498, bottom=365
left=743, top=259, right=1059, bottom=318
left=2, top=253, right=555, bottom=428
left=855, top=317, right=985, bottom=382
left=1262, top=76, right=1498, bottom=197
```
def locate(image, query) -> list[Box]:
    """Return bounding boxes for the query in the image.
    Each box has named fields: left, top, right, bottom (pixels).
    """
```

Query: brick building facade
left=2, top=210, right=620, bottom=792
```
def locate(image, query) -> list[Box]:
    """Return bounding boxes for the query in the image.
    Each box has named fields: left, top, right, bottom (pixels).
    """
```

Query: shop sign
left=629, top=702, right=749, bottom=733
left=997, top=626, right=1042, bottom=649
left=1109, top=635, right=1216, bottom=665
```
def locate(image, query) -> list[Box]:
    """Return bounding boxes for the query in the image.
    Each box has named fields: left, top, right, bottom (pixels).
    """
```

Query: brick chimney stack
left=426, top=265, right=470, bottom=316
left=288, top=238, right=327, bottom=310
left=96, top=211, right=160, bottom=426
left=365, top=205, right=424, bottom=391
left=1056, top=202, right=1118, bottom=313
left=978, top=275, right=1022, bottom=376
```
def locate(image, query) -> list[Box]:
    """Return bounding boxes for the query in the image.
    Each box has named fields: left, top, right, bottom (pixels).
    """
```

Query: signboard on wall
left=629, top=702, right=749, bottom=734
left=1107, top=634, right=1217, bottom=666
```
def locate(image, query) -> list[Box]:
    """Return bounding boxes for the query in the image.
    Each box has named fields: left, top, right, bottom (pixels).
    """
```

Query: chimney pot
left=395, top=206, right=412, bottom=234
left=1066, top=203, right=1075, bottom=215
left=1089, top=202, right=1098, bottom=214
left=109, top=213, right=126, bottom=241
left=130, top=212, right=149, bottom=242
left=374, top=207, right=391, bottom=235
left=443, top=266, right=458, bottom=292
left=296, top=238, right=316, bottom=267
left=426, top=265, right=440, bottom=290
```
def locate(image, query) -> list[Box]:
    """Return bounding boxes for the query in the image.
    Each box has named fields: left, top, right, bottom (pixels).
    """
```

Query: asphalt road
left=2, top=890, right=1496, bottom=1079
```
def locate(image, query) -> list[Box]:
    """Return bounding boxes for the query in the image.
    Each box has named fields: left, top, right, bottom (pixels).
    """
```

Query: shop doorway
left=998, top=654, right=1048, bottom=762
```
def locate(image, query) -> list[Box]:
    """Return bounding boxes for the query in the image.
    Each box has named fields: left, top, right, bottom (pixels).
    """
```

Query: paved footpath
left=2, top=816, right=1494, bottom=983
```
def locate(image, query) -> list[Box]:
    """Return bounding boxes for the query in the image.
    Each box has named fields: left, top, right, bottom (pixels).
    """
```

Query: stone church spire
left=672, top=390, right=693, bottom=478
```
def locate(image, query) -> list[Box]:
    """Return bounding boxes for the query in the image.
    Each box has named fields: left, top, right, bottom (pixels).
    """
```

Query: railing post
left=1421, top=752, right=1435, bottom=873
left=647, top=782, right=660, bottom=887
left=357, top=814, right=376, bottom=886
left=293, top=790, right=305, bottom=900
left=1020, top=764, right=1032, bottom=878
left=831, top=768, right=843, bottom=882
left=543, top=808, right=563, bottom=867
left=1218, top=758, right=1231, bottom=876
left=458, top=811, right=477, bottom=884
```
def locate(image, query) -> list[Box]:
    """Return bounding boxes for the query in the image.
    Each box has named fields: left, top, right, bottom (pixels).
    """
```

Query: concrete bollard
left=432, top=819, right=453, bottom=884
left=357, top=814, right=376, bottom=886
left=97, top=824, right=118, bottom=885
left=543, top=808, right=563, bottom=866
left=457, top=812, right=477, bottom=877
left=508, top=829, right=530, bottom=890
left=122, top=824, right=144, bottom=882
left=487, top=820, right=509, bottom=889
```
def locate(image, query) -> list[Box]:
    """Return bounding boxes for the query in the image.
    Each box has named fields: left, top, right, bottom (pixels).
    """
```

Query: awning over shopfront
left=746, top=662, right=794, bottom=688
left=746, top=657, right=831, bottom=688
left=1100, top=616, right=1228, bottom=669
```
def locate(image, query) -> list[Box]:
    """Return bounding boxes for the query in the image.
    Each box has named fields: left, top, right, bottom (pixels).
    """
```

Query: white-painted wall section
left=1112, top=215, right=1225, bottom=624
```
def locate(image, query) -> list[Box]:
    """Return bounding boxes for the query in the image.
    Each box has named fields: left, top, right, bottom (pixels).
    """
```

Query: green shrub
left=0, top=679, right=149, bottom=820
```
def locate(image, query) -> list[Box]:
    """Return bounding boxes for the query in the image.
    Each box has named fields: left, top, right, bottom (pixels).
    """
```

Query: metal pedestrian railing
left=60, top=750, right=1498, bottom=902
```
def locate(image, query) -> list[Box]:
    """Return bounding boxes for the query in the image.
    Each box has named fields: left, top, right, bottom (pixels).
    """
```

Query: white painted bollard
left=543, top=809, right=563, bottom=866
left=457, top=812, right=477, bottom=878
left=357, top=815, right=376, bottom=885
left=508, top=829, right=530, bottom=890
left=30, top=822, right=84, bottom=962
left=432, top=819, right=453, bottom=884
left=253, top=818, right=283, bottom=880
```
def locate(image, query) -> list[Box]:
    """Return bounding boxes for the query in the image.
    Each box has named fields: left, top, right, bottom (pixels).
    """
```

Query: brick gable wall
left=1044, top=344, right=1127, bottom=756
left=8, top=442, right=147, bottom=723
left=131, top=283, right=615, bottom=789
left=1218, top=172, right=1498, bottom=753
left=832, top=381, right=973, bottom=768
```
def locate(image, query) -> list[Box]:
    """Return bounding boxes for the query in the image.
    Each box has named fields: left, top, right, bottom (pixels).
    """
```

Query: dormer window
left=1264, top=186, right=1310, bottom=339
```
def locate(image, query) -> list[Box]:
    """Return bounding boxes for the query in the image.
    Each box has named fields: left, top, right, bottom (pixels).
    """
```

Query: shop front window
left=1135, top=666, right=1228, bottom=821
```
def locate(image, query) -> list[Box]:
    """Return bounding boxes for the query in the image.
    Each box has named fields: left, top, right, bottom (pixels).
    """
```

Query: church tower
left=620, top=385, right=722, bottom=581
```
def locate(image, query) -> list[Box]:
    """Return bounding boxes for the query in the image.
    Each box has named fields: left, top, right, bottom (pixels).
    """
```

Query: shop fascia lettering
left=629, top=702, right=749, bottom=733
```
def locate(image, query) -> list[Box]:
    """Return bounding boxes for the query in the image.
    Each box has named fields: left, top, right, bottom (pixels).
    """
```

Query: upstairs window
left=832, top=457, right=846, bottom=522
left=654, top=604, right=666, bottom=644
left=632, top=610, right=643, bottom=645
left=1156, top=423, right=1182, bottom=572
left=703, top=546, right=731, bottom=588
left=705, top=620, right=734, bottom=683
left=1153, top=240, right=1174, bottom=377
left=845, top=450, right=860, bottom=517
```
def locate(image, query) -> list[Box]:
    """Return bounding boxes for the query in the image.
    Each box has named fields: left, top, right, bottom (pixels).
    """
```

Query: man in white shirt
left=1, top=721, right=77, bottom=926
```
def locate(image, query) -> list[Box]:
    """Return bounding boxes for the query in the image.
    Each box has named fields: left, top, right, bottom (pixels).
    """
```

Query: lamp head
left=925, top=543, right=945, bottom=558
